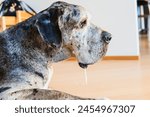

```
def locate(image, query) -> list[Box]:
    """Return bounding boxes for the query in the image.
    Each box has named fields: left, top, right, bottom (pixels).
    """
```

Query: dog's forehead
left=50, top=1, right=88, bottom=18
left=67, top=5, right=88, bottom=21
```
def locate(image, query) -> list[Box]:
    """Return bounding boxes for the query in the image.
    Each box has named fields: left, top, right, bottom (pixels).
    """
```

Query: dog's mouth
left=79, top=63, right=88, bottom=69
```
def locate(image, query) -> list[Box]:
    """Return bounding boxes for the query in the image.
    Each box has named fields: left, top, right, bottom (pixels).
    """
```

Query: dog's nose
left=101, top=31, right=112, bottom=43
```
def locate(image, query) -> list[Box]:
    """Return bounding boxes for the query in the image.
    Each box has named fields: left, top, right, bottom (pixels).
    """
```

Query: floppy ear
left=35, top=13, right=62, bottom=48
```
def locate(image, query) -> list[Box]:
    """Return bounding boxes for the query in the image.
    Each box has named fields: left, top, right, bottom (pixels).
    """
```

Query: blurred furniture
left=0, top=16, right=16, bottom=31
left=0, top=0, right=36, bottom=16
left=0, top=11, right=34, bottom=31
left=137, top=0, right=150, bottom=34
left=16, top=11, right=33, bottom=23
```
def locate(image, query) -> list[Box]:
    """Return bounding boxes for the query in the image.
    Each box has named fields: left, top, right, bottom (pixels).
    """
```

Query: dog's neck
left=2, top=26, right=50, bottom=80
left=2, top=20, right=72, bottom=79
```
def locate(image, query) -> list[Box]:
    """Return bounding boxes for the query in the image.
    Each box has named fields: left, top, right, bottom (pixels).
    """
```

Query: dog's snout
left=101, top=31, right=112, bottom=43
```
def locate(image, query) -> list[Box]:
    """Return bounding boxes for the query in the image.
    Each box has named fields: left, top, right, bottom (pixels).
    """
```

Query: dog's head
left=35, top=1, right=111, bottom=68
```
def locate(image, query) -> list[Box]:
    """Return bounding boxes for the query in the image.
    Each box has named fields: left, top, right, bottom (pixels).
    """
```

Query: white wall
left=0, top=0, right=139, bottom=56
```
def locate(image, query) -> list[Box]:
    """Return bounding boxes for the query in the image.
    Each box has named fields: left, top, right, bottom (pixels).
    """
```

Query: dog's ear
left=35, top=13, right=62, bottom=48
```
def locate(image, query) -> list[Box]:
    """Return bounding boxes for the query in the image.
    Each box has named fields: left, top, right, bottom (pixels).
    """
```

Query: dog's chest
left=44, top=62, right=53, bottom=89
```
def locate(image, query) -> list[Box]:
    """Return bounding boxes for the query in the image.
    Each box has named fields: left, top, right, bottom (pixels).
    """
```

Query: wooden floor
left=50, top=34, right=150, bottom=100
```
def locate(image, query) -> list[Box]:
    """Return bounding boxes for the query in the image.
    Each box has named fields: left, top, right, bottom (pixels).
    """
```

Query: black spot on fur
left=32, top=89, right=38, bottom=96
left=72, top=9, right=77, bottom=16
left=88, top=50, right=92, bottom=54
left=0, top=87, right=11, bottom=93
left=66, top=15, right=70, bottom=22
left=76, top=35, right=79, bottom=38
left=35, top=72, right=44, bottom=79
left=26, top=81, right=32, bottom=86
left=77, top=45, right=81, bottom=49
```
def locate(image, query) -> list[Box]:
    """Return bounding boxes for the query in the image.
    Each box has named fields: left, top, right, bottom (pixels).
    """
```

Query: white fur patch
left=43, top=65, right=53, bottom=89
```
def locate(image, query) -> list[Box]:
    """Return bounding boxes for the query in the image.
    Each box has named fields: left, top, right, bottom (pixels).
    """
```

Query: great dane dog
left=0, top=1, right=111, bottom=100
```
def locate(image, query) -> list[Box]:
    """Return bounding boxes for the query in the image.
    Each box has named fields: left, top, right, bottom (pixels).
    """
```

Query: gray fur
left=0, top=1, right=111, bottom=100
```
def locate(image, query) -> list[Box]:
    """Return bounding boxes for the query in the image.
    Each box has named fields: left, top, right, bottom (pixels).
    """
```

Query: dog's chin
left=79, top=63, right=88, bottom=69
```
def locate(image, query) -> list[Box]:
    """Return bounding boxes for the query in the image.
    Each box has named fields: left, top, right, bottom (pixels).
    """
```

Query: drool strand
left=84, top=68, right=88, bottom=85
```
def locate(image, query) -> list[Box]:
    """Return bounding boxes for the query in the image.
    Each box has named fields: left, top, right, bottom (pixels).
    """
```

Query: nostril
left=107, top=36, right=112, bottom=41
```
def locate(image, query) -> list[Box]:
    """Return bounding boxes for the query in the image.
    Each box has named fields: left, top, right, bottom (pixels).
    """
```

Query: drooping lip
left=79, top=63, right=88, bottom=69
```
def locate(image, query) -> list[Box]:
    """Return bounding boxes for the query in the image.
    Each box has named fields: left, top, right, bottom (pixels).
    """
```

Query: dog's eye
left=80, top=19, right=87, bottom=28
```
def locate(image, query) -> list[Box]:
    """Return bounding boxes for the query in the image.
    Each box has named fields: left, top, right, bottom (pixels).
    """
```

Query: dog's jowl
left=0, top=1, right=111, bottom=100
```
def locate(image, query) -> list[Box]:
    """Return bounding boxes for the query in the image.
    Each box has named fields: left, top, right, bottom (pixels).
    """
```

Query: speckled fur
left=0, top=1, right=110, bottom=100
